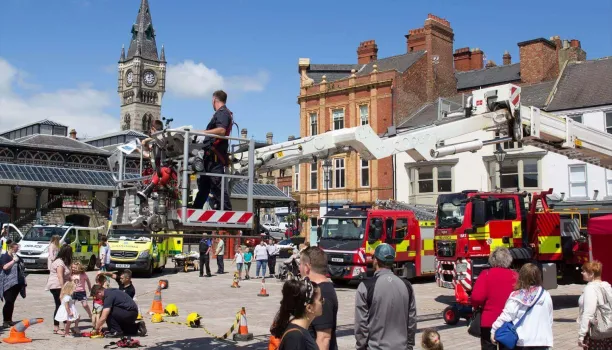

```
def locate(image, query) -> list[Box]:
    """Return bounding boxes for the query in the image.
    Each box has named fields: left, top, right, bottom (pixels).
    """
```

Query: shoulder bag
left=590, top=284, right=612, bottom=339
left=494, top=287, right=544, bottom=349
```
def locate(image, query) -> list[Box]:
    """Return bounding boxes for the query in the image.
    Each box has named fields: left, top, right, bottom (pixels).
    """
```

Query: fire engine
left=106, top=83, right=612, bottom=292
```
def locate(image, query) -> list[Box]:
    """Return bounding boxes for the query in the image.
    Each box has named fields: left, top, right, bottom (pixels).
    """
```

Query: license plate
left=331, top=258, right=343, bottom=263
left=24, top=259, right=35, bottom=264
left=115, top=264, right=130, bottom=268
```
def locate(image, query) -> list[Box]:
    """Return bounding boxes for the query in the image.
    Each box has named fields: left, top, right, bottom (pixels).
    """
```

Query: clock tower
left=117, top=0, right=165, bottom=133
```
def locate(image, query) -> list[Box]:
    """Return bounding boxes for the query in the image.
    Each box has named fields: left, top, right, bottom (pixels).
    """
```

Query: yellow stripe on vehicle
left=395, top=239, right=410, bottom=253
left=538, top=236, right=562, bottom=254
left=512, top=221, right=522, bottom=239
left=469, top=233, right=488, bottom=240
left=423, top=239, right=434, bottom=251
left=365, top=240, right=382, bottom=254
left=434, top=235, right=457, bottom=240
left=419, top=221, right=435, bottom=227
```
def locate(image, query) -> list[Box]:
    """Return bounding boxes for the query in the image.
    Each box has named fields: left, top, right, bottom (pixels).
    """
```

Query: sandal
left=54, top=329, right=66, bottom=336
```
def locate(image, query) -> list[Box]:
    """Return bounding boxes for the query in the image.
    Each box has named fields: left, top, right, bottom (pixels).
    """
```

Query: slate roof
left=1, top=119, right=67, bottom=135
left=306, top=51, right=425, bottom=84
left=397, top=80, right=555, bottom=129
left=126, top=0, right=159, bottom=61
left=546, top=57, right=612, bottom=111
left=455, top=63, right=521, bottom=90
left=0, top=134, right=110, bottom=155
left=84, top=129, right=148, bottom=143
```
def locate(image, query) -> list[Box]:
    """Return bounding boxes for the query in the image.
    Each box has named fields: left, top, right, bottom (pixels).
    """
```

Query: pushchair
left=277, top=254, right=301, bottom=281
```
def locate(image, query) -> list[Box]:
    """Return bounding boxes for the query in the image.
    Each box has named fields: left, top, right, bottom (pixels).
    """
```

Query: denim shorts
left=73, top=291, right=87, bottom=301
left=236, top=263, right=243, bottom=271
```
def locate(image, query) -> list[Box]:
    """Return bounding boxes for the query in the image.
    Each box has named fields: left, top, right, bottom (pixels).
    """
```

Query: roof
left=397, top=80, right=555, bottom=129
left=0, top=119, right=67, bottom=135
left=84, top=129, right=148, bottom=143
left=126, top=0, right=159, bottom=61
left=231, top=181, right=294, bottom=202
left=455, top=63, right=521, bottom=90
left=306, top=51, right=425, bottom=84
left=546, top=57, right=612, bottom=111
left=0, top=134, right=110, bottom=155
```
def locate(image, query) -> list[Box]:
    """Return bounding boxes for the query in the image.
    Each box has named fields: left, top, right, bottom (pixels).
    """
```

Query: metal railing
left=13, top=195, right=64, bottom=227
left=110, top=126, right=256, bottom=225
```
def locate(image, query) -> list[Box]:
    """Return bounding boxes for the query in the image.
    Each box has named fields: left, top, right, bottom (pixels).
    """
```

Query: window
left=280, top=169, right=286, bottom=178
left=523, top=159, right=538, bottom=188
left=606, top=112, right=612, bottom=134
left=485, top=198, right=517, bottom=221
left=438, top=166, right=452, bottom=192
left=418, top=166, right=434, bottom=193
left=294, top=164, right=300, bottom=192
left=359, top=105, right=369, bottom=125
left=395, top=218, right=408, bottom=241
left=360, top=159, right=369, bottom=187
left=607, top=170, right=612, bottom=197
left=310, top=218, right=318, bottom=228
left=368, top=218, right=384, bottom=241
left=310, top=162, right=318, bottom=190
left=332, top=108, right=344, bottom=130
left=489, top=158, right=540, bottom=190
left=569, top=114, right=583, bottom=123
left=53, top=126, right=66, bottom=136
left=334, top=158, right=345, bottom=188
left=309, top=112, right=318, bottom=136
left=40, top=125, right=53, bottom=135
left=569, top=164, right=587, bottom=198
left=500, top=161, right=519, bottom=189
left=282, top=186, right=292, bottom=195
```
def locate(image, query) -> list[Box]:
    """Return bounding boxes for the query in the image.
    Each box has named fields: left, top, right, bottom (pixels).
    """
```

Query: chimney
left=357, top=40, right=378, bottom=64
left=266, top=132, right=273, bottom=145
left=518, top=38, right=559, bottom=84
left=470, top=48, right=484, bottom=70
left=453, top=47, right=472, bottom=72
left=570, top=39, right=580, bottom=48
left=69, top=129, right=77, bottom=140
left=241, top=128, right=247, bottom=139
left=485, top=60, right=497, bottom=68
left=503, top=50, right=512, bottom=65
left=558, top=38, right=587, bottom=67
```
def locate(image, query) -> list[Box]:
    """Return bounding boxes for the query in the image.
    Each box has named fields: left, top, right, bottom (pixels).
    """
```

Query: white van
left=13, top=224, right=104, bottom=271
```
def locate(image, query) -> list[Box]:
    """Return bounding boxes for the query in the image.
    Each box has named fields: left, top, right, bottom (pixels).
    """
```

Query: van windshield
left=321, top=218, right=365, bottom=240
left=108, top=229, right=150, bottom=241
left=23, top=227, right=65, bottom=241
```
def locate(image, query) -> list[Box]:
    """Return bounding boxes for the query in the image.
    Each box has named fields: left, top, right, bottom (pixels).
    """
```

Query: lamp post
left=11, top=185, right=22, bottom=222
left=494, top=143, right=507, bottom=192
left=322, top=159, right=332, bottom=216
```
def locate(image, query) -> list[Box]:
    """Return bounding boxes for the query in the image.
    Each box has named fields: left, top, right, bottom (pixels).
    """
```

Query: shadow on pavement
left=434, top=295, right=456, bottom=306
left=145, top=334, right=270, bottom=349
left=552, top=294, right=578, bottom=310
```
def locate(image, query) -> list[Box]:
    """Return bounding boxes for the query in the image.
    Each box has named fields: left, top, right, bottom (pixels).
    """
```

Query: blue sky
left=0, top=0, right=610, bottom=141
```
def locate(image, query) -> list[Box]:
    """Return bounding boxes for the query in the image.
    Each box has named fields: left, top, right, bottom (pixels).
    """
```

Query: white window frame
left=294, top=164, right=300, bottom=192
left=568, top=164, right=588, bottom=199
left=606, top=111, right=612, bottom=134
left=310, top=161, right=318, bottom=190
left=416, top=166, right=434, bottom=194
left=359, top=104, right=369, bottom=125
left=360, top=159, right=370, bottom=187
left=569, top=114, right=583, bottom=124
left=489, top=158, right=541, bottom=191
left=309, top=112, right=318, bottom=136
left=437, top=165, right=452, bottom=193
left=333, top=158, right=346, bottom=189
left=331, top=108, right=345, bottom=130
left=607, top=170, right=612, bottom=198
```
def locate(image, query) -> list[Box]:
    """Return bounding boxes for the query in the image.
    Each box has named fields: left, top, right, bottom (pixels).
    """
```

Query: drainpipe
left=391, top=84, right=396, bottom=200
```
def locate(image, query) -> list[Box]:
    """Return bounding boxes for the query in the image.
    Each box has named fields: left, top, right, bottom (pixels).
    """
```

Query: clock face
left=143, top=71, right=156, bottom=86
left=126, top=71, right=133, bottom=85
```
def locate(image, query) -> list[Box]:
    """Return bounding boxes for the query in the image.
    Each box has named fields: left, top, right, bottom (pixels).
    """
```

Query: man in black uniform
left=198, top=233, right=212, bottom=277
left=191, top=90, right=233, bottom=211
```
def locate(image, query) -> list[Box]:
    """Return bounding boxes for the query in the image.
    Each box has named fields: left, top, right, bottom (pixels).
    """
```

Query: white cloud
left=166, top=60, right=269, bottom=99
left=0, top=57, right=118, bottom=138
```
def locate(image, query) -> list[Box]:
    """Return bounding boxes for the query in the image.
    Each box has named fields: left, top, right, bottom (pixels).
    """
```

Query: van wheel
left=87, top=256, right=96, bottom=271
left=145, top=260, right=154, bottom=278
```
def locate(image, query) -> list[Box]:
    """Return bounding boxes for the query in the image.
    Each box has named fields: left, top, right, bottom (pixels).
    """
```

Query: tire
left=87, top=256, right=96, bottom=271
left=443, top=306, right=460, bottom=325
left=144, top=260, right=154, bottom=278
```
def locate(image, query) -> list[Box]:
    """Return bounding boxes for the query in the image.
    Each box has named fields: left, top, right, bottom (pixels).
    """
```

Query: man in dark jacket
left=354, top=243, right=417, bottom=350
left=199, top=233, right=212, bottom=277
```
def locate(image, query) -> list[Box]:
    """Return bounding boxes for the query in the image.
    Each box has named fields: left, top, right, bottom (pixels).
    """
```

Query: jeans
left=256, top=260, right=267, bottom=277
left=191, top=160, right=232, bottom=210
left=50, top=288, right=62, bottom=326
left=217, top=255, right=224, bottom=274
left=199, top=253, right=211, bottom=276
left=3, top=284, right=21, bottom=323
left=107, top=308, right=138, bottom=335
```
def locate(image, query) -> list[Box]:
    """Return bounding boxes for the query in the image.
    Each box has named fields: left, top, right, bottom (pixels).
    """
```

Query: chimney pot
left=563, top=40, right=570, bottom=49
left=503, top=50, right=512, bottom=65
left=570, top=39, right=581, bottom=48
left=240, top=128, right=247, bottom=139
left=69, top=129, right=77, bottom=139
left=266, top=132, right=273, bottom=145
left=288, top=135, right=296, bottom=141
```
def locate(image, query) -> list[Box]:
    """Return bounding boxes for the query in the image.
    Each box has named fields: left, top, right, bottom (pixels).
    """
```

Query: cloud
left=0, top=57, right=118, bottom=138
left=166, top=60, right=269, bottom=99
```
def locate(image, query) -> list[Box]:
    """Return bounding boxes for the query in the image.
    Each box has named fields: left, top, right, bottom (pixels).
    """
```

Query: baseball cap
left=374, top=243, right=395, bottom=263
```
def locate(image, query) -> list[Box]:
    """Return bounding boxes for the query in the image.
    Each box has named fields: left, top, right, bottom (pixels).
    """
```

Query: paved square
left=2, top=259, right=582, bottom=349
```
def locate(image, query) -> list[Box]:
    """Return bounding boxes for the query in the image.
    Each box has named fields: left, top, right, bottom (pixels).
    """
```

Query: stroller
left=277, top=252, right=301, bottom=281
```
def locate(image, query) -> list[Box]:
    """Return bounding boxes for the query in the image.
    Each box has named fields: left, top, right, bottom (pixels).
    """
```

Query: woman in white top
left=577, top=260, right=612, bottom=349
left=491, top=263, right=554, bottom=350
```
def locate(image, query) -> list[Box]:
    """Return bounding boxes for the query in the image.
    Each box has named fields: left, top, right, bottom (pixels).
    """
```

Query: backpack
left=591, top=284, right=612, bottom=339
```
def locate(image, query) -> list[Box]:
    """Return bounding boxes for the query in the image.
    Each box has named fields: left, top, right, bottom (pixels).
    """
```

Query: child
left=90, top=284, right=104, bottom=334
left=95, top=272, right=110, bottom=289
left=98, top=270, right=135, bottom=298
left=243, top=247, right=253, bottom=280
left=421, top=328, right=443, bottom=350
left=71, top=261, right=93, bottom=320
left=55, top=281, right=80, bottom=338
left=232, top=247, right=244, bottom=280
left=99, top=236, right=110, bottom=272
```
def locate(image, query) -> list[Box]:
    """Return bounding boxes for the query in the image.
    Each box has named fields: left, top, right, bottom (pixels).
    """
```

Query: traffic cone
left=148, top=286, right=164, bottom=315
left=231, top=271, right=240, bottom=288
left=257, top=278, right=269, bottom=297
left=233, top=307, right=254, bottom=341
left=2, top=318, right=44, bottom=344
left=159, top=279, right=169, bottom=290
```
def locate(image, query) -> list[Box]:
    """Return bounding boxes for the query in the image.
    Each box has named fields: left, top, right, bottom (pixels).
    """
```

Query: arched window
left=49, top=153, right=64, bottom=163
left=142, top=113, right=153, bottom=131
left=0, top=148, right=14, bottom=161
left=122, top=114, right=131, bottom=130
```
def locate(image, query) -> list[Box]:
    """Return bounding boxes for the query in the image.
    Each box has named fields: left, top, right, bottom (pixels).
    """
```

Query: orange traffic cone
left=231, top=271, right=241, bottom=288
left=159, top=279, right=169, bottom=290
left=2, top=318, right=44, bottom=344
left=148, top=286, right=164, bottom=315
left=258, top=278, right=269, bottom=297
left=233, top=307, right=254, bottom=341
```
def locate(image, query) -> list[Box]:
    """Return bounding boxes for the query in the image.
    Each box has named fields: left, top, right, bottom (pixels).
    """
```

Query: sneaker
left=138, top=321, right=147, bottom=337
left=105, top=331, right=124, bottom=338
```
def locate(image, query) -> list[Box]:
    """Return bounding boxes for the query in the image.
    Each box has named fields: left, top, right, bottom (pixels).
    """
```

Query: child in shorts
left=90, top=285, right=104, bottom=335
left=70, top=261, right=92, bottom=320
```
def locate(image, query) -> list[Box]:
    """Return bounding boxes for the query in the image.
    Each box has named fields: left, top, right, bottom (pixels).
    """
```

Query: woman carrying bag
left=577, top=261, right=612, bottom=349
left=0, top=242, right=27, bottom=328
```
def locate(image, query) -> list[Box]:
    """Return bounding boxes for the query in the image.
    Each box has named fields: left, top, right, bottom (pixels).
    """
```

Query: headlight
left=352, top=267, right=364, bottom=277
left=456, top=263, right=468, bottom=273
left=139, top=251, right=150, bottom=258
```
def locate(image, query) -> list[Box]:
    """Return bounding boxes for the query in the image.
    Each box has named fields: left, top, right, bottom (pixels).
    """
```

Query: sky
left=0, top=0, right=610, bottom=142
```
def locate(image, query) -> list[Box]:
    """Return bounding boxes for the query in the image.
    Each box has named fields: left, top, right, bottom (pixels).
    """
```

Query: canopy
left=588, top=214, right=612, bottom=283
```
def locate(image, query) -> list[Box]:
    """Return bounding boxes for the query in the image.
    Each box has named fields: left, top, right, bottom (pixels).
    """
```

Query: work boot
left=138, top=321, right=147, bottom=337
left=137, top=182, right=155, bottom=202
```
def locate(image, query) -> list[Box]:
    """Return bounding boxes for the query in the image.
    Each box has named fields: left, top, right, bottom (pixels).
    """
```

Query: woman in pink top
left=47, top=235, right=60, bottom=270
left=46, top=245, right=73, bottom=335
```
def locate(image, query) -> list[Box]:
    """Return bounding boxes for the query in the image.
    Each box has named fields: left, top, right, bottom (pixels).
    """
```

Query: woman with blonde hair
left=577, top=260, right=612, bottom=349
left=47, top=235, right=61, bottom=270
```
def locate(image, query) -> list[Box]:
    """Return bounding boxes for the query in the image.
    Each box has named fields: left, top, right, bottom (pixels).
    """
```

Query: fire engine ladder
left=375, top=199, right=437, bottom=221
left=520, top=106, right=612, bottom=170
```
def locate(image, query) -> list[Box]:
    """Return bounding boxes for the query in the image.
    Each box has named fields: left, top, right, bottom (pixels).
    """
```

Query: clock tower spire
left=117, top=0, right=165, bottom=132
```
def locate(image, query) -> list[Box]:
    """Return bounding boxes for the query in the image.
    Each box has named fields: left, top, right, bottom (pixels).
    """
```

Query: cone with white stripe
left=2, top=318, right=44, bottom=344
left=232, top=307, right=253, bottom=341
left=257, top=278, right=269, bottom=297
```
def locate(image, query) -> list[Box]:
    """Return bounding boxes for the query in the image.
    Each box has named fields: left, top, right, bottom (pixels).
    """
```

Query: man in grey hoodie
left=354, top=243, right=417, bottom=350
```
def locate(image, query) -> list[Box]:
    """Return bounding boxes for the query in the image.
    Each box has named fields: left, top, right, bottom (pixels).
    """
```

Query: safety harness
left=208, top=109, right=233, bottom=166
left=104, top=337, right=143, bottom=349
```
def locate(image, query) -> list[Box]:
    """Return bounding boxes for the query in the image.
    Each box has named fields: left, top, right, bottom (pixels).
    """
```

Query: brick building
left=295, top=14, right=457, bottom=235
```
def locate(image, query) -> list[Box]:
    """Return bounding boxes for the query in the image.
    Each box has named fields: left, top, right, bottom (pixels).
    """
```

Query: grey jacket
left=354, top=269, right=417, bottom=350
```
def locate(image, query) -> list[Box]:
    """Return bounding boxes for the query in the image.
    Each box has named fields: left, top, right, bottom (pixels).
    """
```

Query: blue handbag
left=494, top=287, right=544, bottom=349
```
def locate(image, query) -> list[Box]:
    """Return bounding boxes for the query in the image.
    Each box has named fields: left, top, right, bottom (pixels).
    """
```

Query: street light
left=494, top=143, right=507, bottom=192
left=322, top=159, right=332, bottom=215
